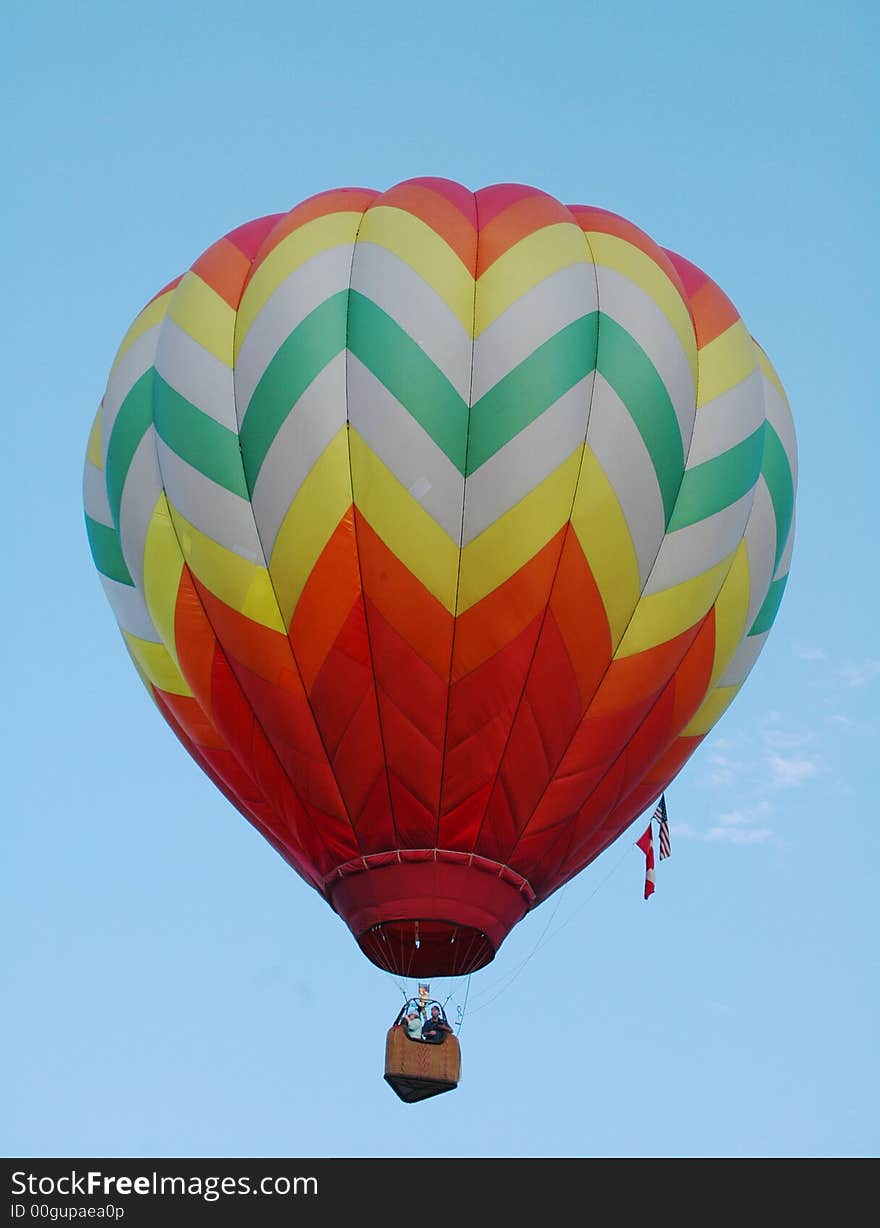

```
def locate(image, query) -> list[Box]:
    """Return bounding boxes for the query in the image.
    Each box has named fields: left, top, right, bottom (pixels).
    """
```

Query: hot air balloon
left=83, top=178, right=797, bottom=993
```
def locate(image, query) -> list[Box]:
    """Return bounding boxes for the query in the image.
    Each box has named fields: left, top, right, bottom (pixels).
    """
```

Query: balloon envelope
left=83, top=179, right=797, bottom=976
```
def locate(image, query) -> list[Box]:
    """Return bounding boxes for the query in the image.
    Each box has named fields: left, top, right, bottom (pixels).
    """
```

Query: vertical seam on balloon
left=467, top=199, right=602, bottom=860
left=228, top=212, right=372, bottom=853
left=434, top=183, right=480, bottom=844
left=223, top=214, right=368, bottom=862
left=343, top=199, right=400, bottom=852
left=152, top=222, right=352, bottom=888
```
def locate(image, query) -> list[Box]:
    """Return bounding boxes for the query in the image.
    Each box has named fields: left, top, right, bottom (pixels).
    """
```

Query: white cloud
left=767, top=753, right=819, bottom=787
left=673, top=803, right=776, bottom=846
left=795, top=644, right=826, bottom=661
left=763, top=727, right=813, bottom=752
left=716, top=800, right=772, bottom=827
left=841, top=660, right=880, bottom=688
left=706, top=825, right=774, bottom=845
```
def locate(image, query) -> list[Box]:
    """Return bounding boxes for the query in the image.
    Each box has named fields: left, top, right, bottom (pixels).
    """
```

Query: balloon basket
left=383, top=1026, right=461, bottom=1104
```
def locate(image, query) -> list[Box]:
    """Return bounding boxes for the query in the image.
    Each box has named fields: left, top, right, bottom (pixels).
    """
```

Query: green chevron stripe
left=760, top=422, right=795, bottom=571
left=154, top=374, right=248, bottom=499
left=750, top=573, right=788, bottom=636
left=240, top=291, right=349, bottom=489
left=596, top=315, right=684, bottom=523
left=105, top=369, right=154, bottom=531
left=348, top=290, right=469, bottom=472
left=668, top=425, right=765, bottom=532
left=468, top=313, right=598, bottom=475
left=85, top=515, right=133, bottom=585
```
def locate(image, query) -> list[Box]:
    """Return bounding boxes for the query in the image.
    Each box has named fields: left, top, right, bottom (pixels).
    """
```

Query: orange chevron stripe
left=476, top=190, right=577, bottom=276
left=516, top=753, right=630, bottom=883
left=367, top=599, right=447, bottom=750
left=354, top=511, right=453, bottom=680
left=189, top=235, right=252, bottom=308
left=665, top=251, right=741, bottom=347
left=192, top=576, right=299, bottom=689
left=227, top=654, right=349, bottom=820
left=290, top=510, right=362, bottom=693
left=441, top=614, right=540, bottom=821
left=374, top=180, right=477, bottom=270
left=446, top=612, right=540, bottom=750
left=252, top=187, right=378, bottom=266
left=452, top=528, right=564, bottom=681
left=522, top=608, right=584, bottom=765
left=549, top=531, right=612, bottom=704
left=174, top=566, right=222, bottom=703
left=475, top=183, right=546, bottom=227
left=568, top=205, right=689, bottom=298
left=637, top=733, right=704, bottom=790
left=156, top=689, right=226, bottom=749
left=546, top=687, right=678, bottom=868
left=208, top=648, right=351, bottom=874
left=380, top=696, right=443, bottom=815
left=587, top=621, right=704, bottom=717
left=668, top=609, right=716, bottom=730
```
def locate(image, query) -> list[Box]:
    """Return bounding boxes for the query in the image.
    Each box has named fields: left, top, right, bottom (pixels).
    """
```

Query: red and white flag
left=636, top=824, right=655, bottom=899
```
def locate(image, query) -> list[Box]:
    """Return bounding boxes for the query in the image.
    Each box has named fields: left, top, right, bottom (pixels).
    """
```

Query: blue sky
left=4, top=0, right=877, bottom=1159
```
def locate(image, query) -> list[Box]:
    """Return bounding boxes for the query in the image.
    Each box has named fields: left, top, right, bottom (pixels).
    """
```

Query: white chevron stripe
left=154, top=319, right=235, bottom=426
left=775, top=508, right=795, bottom=579
left=645, top=488, right=755, bottom=595
left=463, top=375, right=593, bottom=544
left=471, top=261, right=597, bottom=401
left=350, top=241, right=473, bottom=399
left=83, top=460, right=112, bottom=525
left=101, top=326, right=161, bottom=450
left=99, top=573, right=160, bottom=642
left=157, top=439, right=265, bottom=565
left=763, top=372, right=798, bottom=485
left=595, top=264, right=697, bottom=448
left=251, top=352, right=348, bottom=556
left=347, top=355, right=463, bottom=541
left=585, top=372, right=667, bottom=588
left=685, top=368, right=764, bottom=467
left=718, top=629, right=767, bottom=687
left=739, top=478, right=777, bottom=634
left=234, top=244, right=356, bottom=417
left=117, top=430, right=163, bottom=596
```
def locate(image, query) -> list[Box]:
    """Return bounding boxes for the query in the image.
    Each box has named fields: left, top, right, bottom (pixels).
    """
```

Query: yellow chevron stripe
left=122, top=629, right=192, bottom=697
left=458, top=447, right=583, bottom=612
left=476, top=224, right=587, bottom=336
left=570, top=446, right=641, bottom=646
left=349, top=427, right=459, bottom=610
left=584, top=232, right=697, bottom=382
left=270, top=429, right=353, bottom=626
left=142, top=493, right=186, bottom=667
left=123, top=638, right=164, bottom=698
left=618, top=552, right=735, bottom=658
left=696, top=319, right=758, bottom=407
left=86, top=404, right=104, bottom=469
left=168, top=272, right=235, bottom=366
left=681, top=683, right=739, bottom=736
left=110, top=291, right=174, bottom=376
left=754, top=340, right=787, bottom=402
left=234, top=212, right=364, bottom=357
left=166, top=504, right=285, bottom=632
left=359, top=206, right=475, bottom=333
left=707, top=540, right=751, bottom=688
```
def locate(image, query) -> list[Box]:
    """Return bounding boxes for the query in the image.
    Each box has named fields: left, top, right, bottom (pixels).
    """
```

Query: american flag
left=654, top=793, right=671, bottom=860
